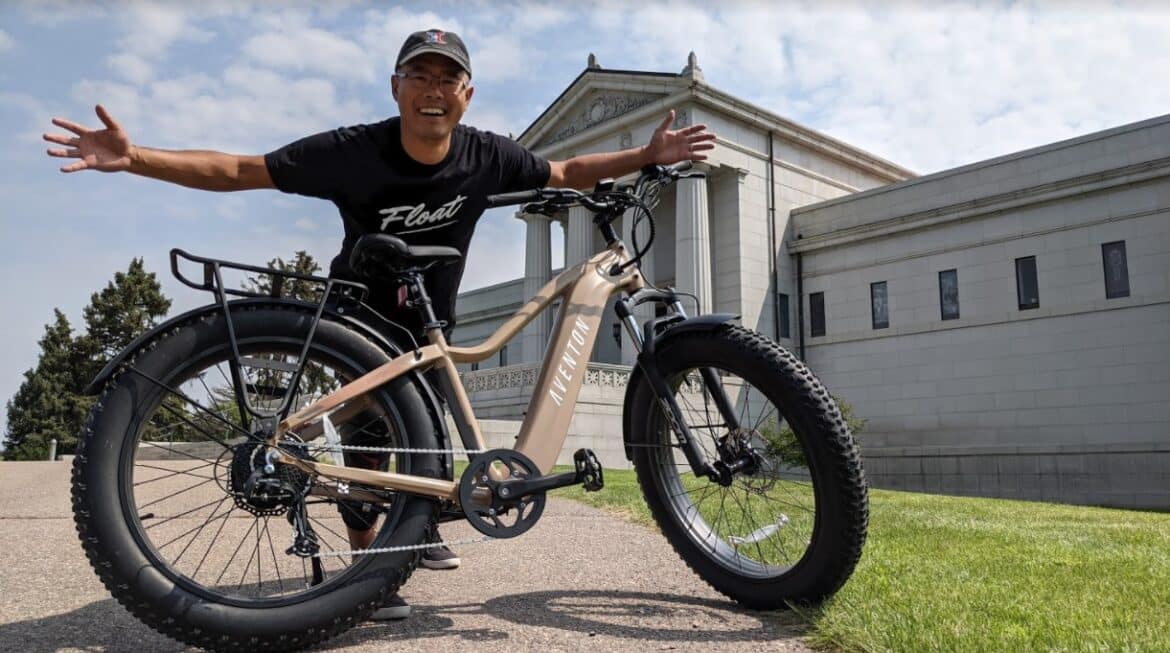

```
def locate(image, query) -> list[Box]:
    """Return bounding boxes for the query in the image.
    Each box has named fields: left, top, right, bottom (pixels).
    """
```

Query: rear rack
left=169, top=248, right=371, bottom=426
left=170, top=248, right=369, bottom=305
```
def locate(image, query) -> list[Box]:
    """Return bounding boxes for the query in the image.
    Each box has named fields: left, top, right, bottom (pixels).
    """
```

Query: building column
left=621, top=207, right=655, bottom=366
left=565, top=204, right=593, bottom=270
left=520, top=211, right=552, bottom=364
left=675, top=174, right=712, bottom=315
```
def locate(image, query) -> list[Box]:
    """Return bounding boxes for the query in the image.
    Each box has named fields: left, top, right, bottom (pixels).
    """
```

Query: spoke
left=137, top=477, right=217, bottom=511
left=264, top=516, right=286, bottom=594
left=306, top=516, right=352, bottom=569
left=143, top=496, right=226, bottom=530
left=192, top=504, right=237, bottom=580
left=156, top=494, right=232, bottom=553
left=137, top=439, right=223, bottom=466
left=237, top=517, right=264, bottom=591
left=128, top=366, right=253, bottom=441
left=216, top=517, right=258, bottom=587
left=750, top=402, right=779, bottom=435
left=133, top=461, right=218, bottom=486
left=172, top=502, right=234, bottom=567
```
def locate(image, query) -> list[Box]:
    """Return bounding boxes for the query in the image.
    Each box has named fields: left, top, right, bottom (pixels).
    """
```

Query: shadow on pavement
left=348, top=589, right=808, bottom=645
left=2, top=590, right=806, bottom=651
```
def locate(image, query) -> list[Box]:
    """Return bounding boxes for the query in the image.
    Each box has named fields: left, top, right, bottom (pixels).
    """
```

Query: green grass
left=548, top=467, right=1170, bottom=653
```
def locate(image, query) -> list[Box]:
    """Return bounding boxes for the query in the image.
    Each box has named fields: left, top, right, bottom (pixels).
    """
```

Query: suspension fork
left=615, top=293, right=743, bottom=481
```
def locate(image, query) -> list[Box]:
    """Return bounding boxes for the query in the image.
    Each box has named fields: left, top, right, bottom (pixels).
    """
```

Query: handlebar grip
left=486, top=189, right=542, bottom=207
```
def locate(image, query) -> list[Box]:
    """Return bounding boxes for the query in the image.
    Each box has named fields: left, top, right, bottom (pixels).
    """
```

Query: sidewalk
left=0, top=461, right=812, bottom=652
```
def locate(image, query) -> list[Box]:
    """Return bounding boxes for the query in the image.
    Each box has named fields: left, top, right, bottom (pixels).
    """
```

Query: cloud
left=106, top=52, right=154, bottom=85
left=0, top=29, right=13, bottom=52
left=113, top=4, right=215, bottom=59
left=567, top=3, right=1170, bottom=173
left=242, top=26, right=376, bottom=83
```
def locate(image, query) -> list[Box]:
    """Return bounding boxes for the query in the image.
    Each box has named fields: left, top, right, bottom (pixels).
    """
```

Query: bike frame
left=268, top=240, right=648, bottom=504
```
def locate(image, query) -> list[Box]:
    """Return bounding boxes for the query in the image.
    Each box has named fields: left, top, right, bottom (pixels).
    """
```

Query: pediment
left=527, top=84, right=674, bottom=150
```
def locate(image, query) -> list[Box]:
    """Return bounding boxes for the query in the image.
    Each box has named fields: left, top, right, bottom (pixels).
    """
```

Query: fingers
left=60, top=160, right=89, bottom=173
left=43, top=133, right=79, bottom=146
left=46, top=147, right=82, bottom=158
left=690, top=142, right=715, bottom=152
left=50, top=117, right=88, bottom=135
left=678, top=123, right=709, bottom=136
left=656, top=110, right=675, bottom=132
left=95, top=104, right=121, bottom=132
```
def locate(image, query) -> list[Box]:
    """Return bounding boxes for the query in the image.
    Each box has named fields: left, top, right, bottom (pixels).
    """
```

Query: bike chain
left=290, top=442, right=495, bottom=558
left=313, top=535, right=497, bottom=558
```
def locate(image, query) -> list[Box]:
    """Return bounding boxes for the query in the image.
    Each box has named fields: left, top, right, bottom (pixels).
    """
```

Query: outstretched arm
left=546, top=110, right=715, bottom=189
left=44, top=104, right=274, bottom=192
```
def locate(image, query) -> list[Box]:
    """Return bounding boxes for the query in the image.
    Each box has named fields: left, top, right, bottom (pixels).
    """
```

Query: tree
left=3, top=311, right=88, bottom=460
left=4, top=259, right=172, bottom=460
left=241, top=251, right=339, bottom=407
left=74, top=257, right=172, bottom=383
left=761, top=395, right=867, bottom=468
left=246, top=250, right=324, bottom=303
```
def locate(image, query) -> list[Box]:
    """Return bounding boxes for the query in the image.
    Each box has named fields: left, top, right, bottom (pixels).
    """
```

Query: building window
left=470, top=362, right=479, bottom=372
left=778, top=293, right=790, bottom=339
left=939, top=269, right=960, bottom=320
left=1015, top=256, right=1039, bottom=310
left=499, top=345, right=508, bottom=367
left=1102, top=241, right=1130, bottom=299
left=809, top=292, right=825, bottom=337
left=870, top=282, right=889, bottom=329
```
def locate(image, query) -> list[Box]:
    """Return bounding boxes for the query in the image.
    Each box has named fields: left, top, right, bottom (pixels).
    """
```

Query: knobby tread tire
left=628, top=324, right=868, bottom=609
left=71, top=304, right=442, bottom=652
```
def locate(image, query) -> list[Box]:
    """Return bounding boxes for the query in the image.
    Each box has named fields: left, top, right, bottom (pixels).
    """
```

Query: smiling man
left=45, top=28, right=715, bottom=622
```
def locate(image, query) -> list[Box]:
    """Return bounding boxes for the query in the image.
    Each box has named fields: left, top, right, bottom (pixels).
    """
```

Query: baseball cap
left=396, top=29, right=472, bottom=78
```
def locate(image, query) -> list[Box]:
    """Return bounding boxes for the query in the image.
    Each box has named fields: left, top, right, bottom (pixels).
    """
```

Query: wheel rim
left=120, top=338, right=413, bottom=606
left=648, top=365, right=821, bottom=579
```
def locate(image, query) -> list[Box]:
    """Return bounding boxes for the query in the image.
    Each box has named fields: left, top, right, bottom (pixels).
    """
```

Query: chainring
left=458, top=449, right=545, bottom=538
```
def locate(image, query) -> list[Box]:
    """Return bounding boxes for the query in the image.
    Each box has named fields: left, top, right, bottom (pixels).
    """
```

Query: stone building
left=450, top=55, right=1170, bottom=509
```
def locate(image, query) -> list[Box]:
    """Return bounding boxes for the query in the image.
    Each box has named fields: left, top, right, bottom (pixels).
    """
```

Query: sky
left=2, top=0, right=1170, bottom=437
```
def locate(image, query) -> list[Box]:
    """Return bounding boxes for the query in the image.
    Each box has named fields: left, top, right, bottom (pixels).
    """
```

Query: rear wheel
left=72, top=305, right=443, bottom=651
left=627, top=324, right=868, bottom=608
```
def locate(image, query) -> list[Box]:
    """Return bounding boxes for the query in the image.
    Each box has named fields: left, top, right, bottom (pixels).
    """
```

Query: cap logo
left=426, top=30, right=446, bottom=44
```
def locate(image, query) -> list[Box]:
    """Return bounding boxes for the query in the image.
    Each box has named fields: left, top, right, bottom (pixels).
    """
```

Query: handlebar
left=484, top=188, right=543, bottom=208
left=485, top=161, right=701, bottom=211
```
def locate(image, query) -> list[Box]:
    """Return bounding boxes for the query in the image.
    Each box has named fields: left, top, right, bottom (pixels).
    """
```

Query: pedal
left=573, top=449, right=604, bottom=492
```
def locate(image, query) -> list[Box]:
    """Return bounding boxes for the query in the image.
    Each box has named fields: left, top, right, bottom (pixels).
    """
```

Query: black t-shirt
left=264, top=117, right=550, bottom=334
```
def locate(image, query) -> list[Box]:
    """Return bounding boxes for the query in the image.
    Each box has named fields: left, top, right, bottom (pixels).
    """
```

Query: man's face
left=392, top=53, right=473, bottom=143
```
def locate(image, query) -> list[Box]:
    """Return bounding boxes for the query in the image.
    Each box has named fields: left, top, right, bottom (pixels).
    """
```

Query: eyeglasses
left=394, top=71, right=468, bottom=94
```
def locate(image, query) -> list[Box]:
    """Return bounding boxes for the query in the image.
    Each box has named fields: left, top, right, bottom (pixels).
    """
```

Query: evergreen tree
left=243, top=251, right=339, bottom=406
left=3, top=310, right=88, bottom=460
left=75, top=257, right=172, bottom=383
left=247, top=250, right=324, bottom=303
left=4, top=259, right=173, bottom=459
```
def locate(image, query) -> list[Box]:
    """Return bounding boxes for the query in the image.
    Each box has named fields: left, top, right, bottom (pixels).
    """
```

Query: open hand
left=44, top=104, right=132, bottom=173
left=644, top=110, right=716, bottom=165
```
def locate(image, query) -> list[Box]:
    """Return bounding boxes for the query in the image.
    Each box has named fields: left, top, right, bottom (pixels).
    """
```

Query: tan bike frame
left=268, top=239, right=646, bottom=505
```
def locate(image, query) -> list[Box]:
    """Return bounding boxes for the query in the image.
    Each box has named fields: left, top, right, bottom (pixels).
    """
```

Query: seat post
left=404, top=271, right=446, bottom=332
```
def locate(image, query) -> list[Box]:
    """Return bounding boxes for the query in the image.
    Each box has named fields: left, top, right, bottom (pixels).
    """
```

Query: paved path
left=0, top=461, right=813, bottom=652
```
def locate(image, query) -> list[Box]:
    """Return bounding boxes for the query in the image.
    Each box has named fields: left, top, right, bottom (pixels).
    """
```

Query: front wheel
left=627, top=324, right=868, bottom=608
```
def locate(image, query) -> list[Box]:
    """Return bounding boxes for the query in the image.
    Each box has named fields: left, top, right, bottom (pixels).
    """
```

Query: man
left=45, top=29, right=715, bottom=620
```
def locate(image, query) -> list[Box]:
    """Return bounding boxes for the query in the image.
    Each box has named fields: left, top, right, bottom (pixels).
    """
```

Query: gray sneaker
left=421, top=544, right=461, bottom=570
left=369, top=593, right=410, bottom=620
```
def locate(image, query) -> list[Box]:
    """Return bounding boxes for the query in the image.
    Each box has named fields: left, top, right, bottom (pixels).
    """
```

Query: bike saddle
left=349, top=234, right=462, bottom=278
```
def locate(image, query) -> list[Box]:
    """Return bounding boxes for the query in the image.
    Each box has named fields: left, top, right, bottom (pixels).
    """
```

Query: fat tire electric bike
left=71, top=163, right=868, bottom=651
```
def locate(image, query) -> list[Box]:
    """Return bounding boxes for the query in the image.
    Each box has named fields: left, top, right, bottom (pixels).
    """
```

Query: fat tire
left=71, top=305, right=442, bottom=651
left=628, top=324, right=868, bottom=608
